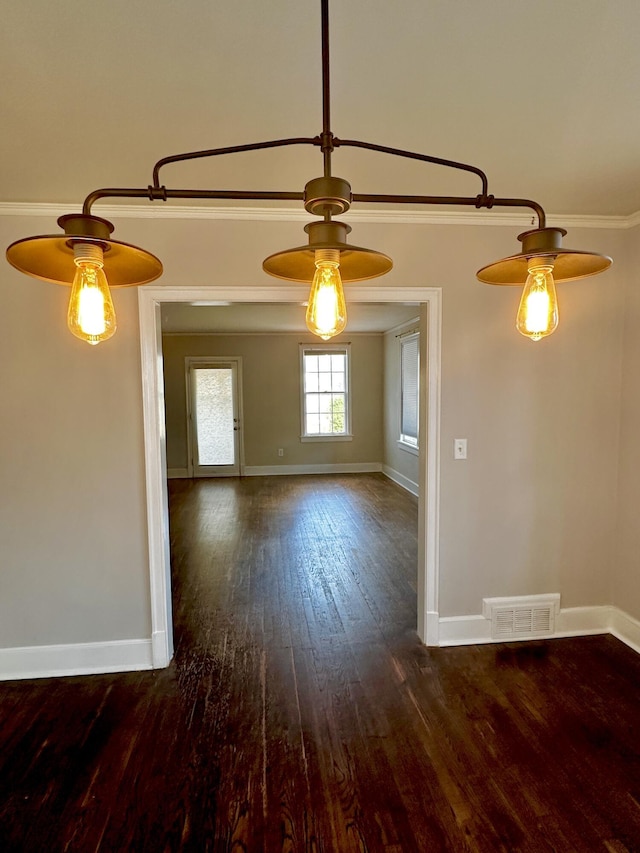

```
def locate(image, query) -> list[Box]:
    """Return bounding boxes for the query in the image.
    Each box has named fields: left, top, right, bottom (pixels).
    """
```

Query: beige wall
left=434, top=225, right=625, bottom=615
left=0, top=210, right=632, bottom=650
left=162, top=332, right=383, bottom=470
left=0, top=216, right=151, bottom=647
left=615, top=226, right=640, bottom=620
left=382, top=319, right=420, bottom=487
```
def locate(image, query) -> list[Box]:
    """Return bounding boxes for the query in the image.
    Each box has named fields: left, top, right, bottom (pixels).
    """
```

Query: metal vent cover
left=482, top=594, right=560, bottom=640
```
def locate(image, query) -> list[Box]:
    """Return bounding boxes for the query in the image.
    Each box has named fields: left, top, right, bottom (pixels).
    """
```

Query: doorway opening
left=138, top=285, right=442, bottom=667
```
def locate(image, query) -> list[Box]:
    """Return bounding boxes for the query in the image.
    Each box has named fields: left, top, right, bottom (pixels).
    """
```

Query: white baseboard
left=554, top=605, right=610, bottom=638
left=437, top=605, right=638, bottom=650
left=167, top=467, right=190, bottom=479
left=4, top=606, right=639, bottom=682
left=610, top=607, right=640, bottom=654
left=243, top=462, right=382, bottom=476
left=0, top=638, right=154, bottom=682
left=439, top=614, right=491, bottom=646
left=424, top=610, right=441, bottom=646
left=170, top=463, right=386, bottom=478
left=382, top=465, right=419, bottom=497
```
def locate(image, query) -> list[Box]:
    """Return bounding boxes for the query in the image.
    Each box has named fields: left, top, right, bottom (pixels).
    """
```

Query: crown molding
left=626, top=209, right=640, bottom=229
left=1, top=201, right=638, bottom=230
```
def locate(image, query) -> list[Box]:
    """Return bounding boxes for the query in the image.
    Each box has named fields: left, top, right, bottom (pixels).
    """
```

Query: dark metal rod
left=162, top=189, right=304, bottom=201
left=489, top=197, right=546, bottom=229
left=83, top=186, right=545, bottom=229
left=83, top=188, right=154, bottom=215
left=320, top=0, right=333, bottom=178
left=152, top=137, right=319, bottom=188
left=321, top=0, right=330, bottom=138
left=353, top=192, right=546, bottom=228
left=336, top=138, right=489, bottom=197
left=353, top=193, right=484, bottom=205
left=163, top=189, right=305, bottom=202
left=83, top=187, right=305, bottom=215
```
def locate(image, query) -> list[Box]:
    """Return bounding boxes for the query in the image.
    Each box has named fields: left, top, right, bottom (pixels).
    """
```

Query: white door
left=187, top=359, right=243, bottom=477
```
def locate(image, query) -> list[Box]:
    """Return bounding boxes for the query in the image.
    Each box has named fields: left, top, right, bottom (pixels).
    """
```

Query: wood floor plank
left=1, top=474, right=640, bottom=850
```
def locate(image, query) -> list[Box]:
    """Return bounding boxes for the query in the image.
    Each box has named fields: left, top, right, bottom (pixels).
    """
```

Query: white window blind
left=400, top=333, right=419, bottom=447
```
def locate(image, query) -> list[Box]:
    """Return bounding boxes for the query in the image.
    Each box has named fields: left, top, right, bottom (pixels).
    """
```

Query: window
left=300, top=344, right=351, bottom=440
left=399, top=332, right=419, bottom=451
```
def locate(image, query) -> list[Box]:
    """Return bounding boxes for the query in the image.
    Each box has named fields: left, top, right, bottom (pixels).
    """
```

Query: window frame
left=299, top=343, right=352, bottom=442
left=398, top=331, right=420, bottom=455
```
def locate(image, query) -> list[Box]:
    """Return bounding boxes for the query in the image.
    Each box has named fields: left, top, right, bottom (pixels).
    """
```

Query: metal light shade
left=263, top=220, right=392, bottom=282
left=477, top=227, right=612, bottom=285
left=6, top=214, right=163, bottom=287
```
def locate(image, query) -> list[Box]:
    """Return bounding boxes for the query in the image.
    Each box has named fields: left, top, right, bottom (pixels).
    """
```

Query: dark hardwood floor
left=1, top=473, right=640, bottom=851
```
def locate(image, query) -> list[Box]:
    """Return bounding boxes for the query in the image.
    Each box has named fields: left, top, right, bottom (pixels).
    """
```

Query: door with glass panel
left=186, top=358, right=243, bottom=477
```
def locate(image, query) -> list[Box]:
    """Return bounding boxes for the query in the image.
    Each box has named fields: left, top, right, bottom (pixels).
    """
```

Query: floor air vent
left=482, top=594, right=560, bottom=640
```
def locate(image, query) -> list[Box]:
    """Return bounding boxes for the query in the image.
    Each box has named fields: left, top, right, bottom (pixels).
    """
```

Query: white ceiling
left=2, top=0, right=640, bottom=218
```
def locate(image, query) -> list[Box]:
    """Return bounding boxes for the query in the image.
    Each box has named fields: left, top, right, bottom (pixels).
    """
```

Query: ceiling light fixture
left=6, top=0, right=611, bottom=344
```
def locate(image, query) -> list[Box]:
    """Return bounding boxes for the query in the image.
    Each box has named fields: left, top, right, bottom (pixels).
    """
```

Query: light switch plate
left=454, top=438, right=467, bottom=459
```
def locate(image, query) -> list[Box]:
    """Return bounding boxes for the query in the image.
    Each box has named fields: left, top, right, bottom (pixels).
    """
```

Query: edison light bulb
left=67, top=244, right=116, bottom=345
left=516, top=259, right=558, bottom=341
left=305, top=248, right=347, bottom=340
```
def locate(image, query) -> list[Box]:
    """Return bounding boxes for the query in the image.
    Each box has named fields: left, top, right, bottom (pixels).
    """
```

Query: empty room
left=2, top=1, right=640, bottom=850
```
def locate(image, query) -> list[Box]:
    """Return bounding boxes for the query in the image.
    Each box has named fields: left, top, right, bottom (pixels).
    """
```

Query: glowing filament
left=67, top=244, right=116, bottom=345
left=516, top=261, right=558, bottom=341
left=305, top=249, right=347, bottom=340
left=77, top=272, right=107, bottom=336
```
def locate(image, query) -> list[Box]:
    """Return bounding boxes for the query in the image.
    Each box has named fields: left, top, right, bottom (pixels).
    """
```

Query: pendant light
left=7, top=213, right=162, bottom=345
left=262, top=214, right=392, bottom=340
left=5, top=1, right=611, bottom=344
left=476, top=227, right=611, bottom=341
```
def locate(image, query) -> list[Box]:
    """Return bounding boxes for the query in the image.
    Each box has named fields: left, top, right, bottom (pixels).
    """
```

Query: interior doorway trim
left=138, top=285, right=442, bottom=667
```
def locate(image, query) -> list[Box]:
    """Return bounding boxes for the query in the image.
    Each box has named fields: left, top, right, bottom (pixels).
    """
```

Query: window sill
left=301, top=434, right=353, bottom=443
left=397, top=439, right=419, bottom=456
